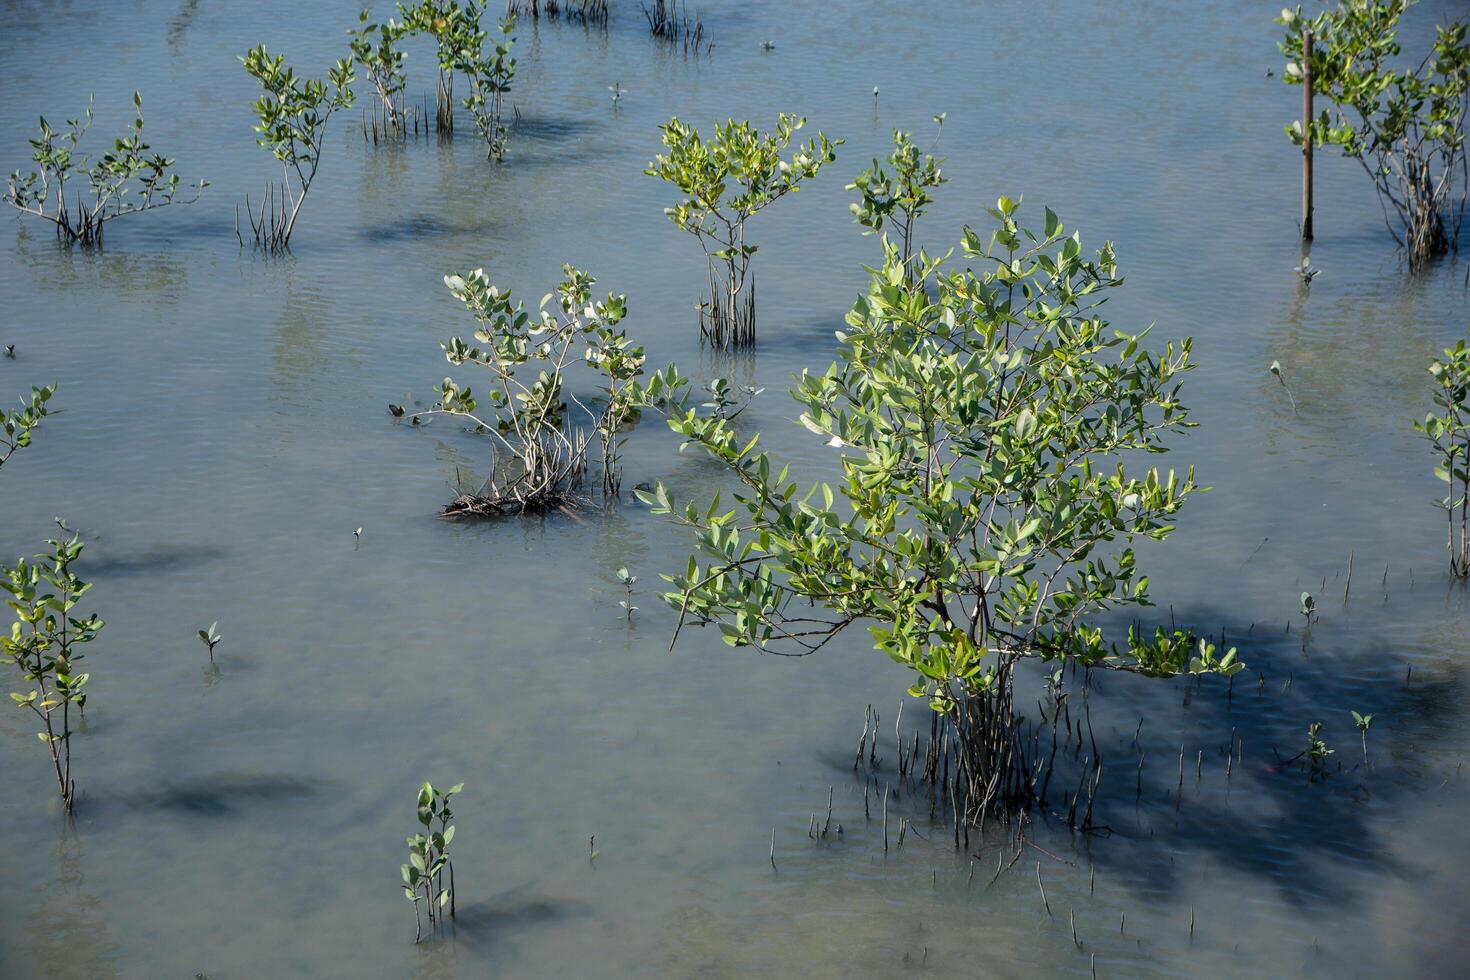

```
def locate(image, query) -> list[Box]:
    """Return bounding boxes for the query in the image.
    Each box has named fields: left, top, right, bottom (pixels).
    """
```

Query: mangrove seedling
left=645, top=114, right=840, bottom=347
left=410, top=264, right=651, bottom=513
left=2, top=384, right=55, bottom=470
left=1, top=521, right=104, bottom=810
left=239, top=45, right=356, bottom=249
left=847, top=128, right=947, bottom=269
left=1352, top=710, right=1374, bottom=762
left=1278, top=1, right=1469, bottom=267
left=637, top=199, right=1241, bottom=826
left=401, top=780, right=461, bottom=943
left=1305, top=722, right=1334, bottom=775
left=1300, top=591, right=1317, bottom=624
left=456, top=12, right=518, bottom=161
left=349, top=8, right=410, bottom=135
left=617, top=566, right=637, bottom=621
left=400, top=0, right=480, bottom=134
left=1414, top=332, right=1470, bottom=575
left=5, top=93, right=207, bottom=246
left=1270, top=360, right=1299, bottom=414
left=197, top=622, right=221, bottom=660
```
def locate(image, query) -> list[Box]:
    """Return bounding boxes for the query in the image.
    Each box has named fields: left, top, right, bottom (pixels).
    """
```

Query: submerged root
left=438, top=434, right=590, bottom=519
left=440, top=488, right=581, bottom=519
left=858, top=671, right=1106, bottom=840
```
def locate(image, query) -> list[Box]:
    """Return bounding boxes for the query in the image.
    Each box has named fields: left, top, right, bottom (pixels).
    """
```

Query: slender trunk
left=1301, top=29, right=1314, bottom=241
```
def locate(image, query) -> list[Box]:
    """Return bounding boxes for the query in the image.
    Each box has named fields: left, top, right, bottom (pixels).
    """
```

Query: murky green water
left=2, top=1, right=1469, bottom=976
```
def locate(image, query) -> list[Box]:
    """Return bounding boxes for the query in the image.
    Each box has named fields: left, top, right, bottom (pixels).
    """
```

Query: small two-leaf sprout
left=617, top=566, right=637, bottom=621
left=1305, top=721, right=1333, bottom=775
left=197, top=622, right=222, bottom=661
left=1271, top=360, right=1298, bottom=414
left=1352, top=710, right=1374, bottom=763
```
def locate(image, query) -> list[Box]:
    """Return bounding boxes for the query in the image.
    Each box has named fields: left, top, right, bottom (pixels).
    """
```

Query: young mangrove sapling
left=645, top=114, right=840, bottom=348
left=1414, top=331, right=1470, bottom=576
left=1278, top=1, right=1469, bottom=267
left=637, top=199, right=1242, bottom=825
left=401, top=780, right=461, bottom=942
left=349, top=9, right=410, bottom=135
left=5, top=93, right=207, bottom=246
left=456, top=13, right=518, bottom=161
left=2, top=521, right=104, bottom=810
left=410, top=265, right=649, bottom=513
left=240, top=45, right=356, bottom=249
left=847, top=128, right=947, bottom=270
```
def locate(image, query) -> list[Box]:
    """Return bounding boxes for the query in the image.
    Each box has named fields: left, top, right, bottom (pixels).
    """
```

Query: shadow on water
left=450, top=888, right=591, bottom=942
left=87, top=542, right=231, bottom=578
left=1071, top=602, right=1470, bottom=909
left=358, top=213, right=501, bottom=244
left=113, top=772, right=326, bottom=818
left=400, top=886, right=592, bottom=976
left=166, top=0, right=200, bottom=52
left=510, top=114, right=601, bottom=143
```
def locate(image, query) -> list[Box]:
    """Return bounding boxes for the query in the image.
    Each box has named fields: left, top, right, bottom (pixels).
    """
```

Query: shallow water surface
left=1, top=1, right=1469, bottom=977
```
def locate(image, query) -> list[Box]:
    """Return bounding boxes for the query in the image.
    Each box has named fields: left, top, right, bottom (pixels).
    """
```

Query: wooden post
left=1302, top=29, right=1314, bottom=241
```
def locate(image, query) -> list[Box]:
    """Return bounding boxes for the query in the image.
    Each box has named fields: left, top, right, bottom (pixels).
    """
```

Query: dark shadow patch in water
left=115, top=772, right=325, bottom=818
left=447, top=886, right=592, bottom=945
left=822, top=599, right=1468, bottom=913
left=511, top=114, right=601, bottom=143
left=1068, top=604, right=1469, bottom=908
left=166, top=0, right=200, bottom=50
left=358, top=214, right=500, bottom=244
left=88, top=543, right=231, bottom=578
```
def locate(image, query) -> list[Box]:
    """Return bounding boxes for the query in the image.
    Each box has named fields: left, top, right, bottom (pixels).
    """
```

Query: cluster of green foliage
left=5, top=93, right=206, bottom=246
left=646, top=114, right=840, bottom=347
left=240, top=46, right=356, bottom=248
left=638, top=198, right=1240, bottom=816
left=2, top=522, right=104, bottom=811
left=349, top=9, right=410, bottom=132
left=413, top=264, right=648, bottom=511
left=1, top=384, right=55, bottom=470
left=1279, top=0, right=1469, bottom=265
left=400, top=0, right=482, bottom=132
left=1414, top=330, right=1470, bottom=575
left=847, top=128, right=947, bottom=268
left=1, top=384, right=98, bottom=811
left=353, top=1, right=517, bottom=158
left=401, top=781, right=461, bottom=943
left=457, top=13, right=518, bottom=161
